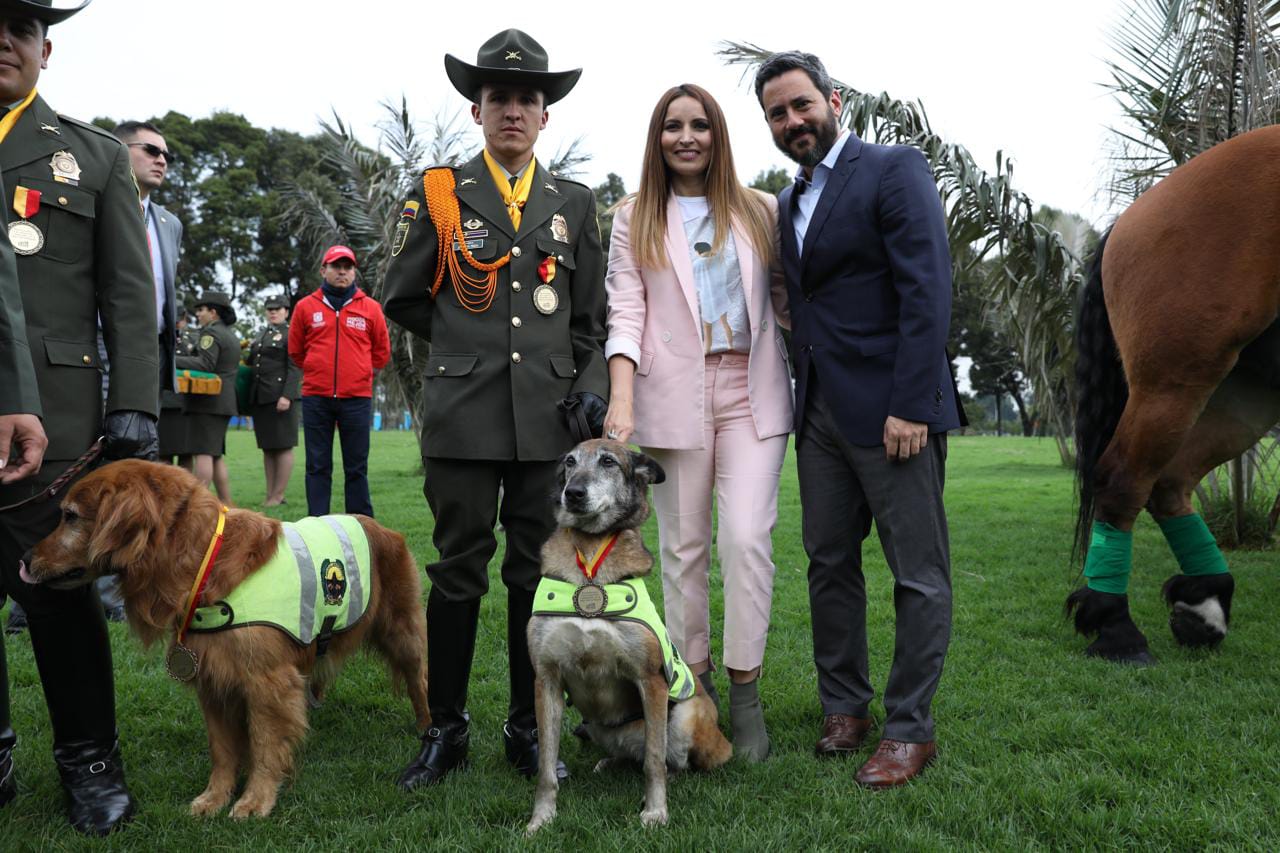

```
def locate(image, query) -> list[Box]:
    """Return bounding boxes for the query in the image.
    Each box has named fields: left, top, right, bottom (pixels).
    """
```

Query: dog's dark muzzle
left=562, top=484, right=591, bottom=513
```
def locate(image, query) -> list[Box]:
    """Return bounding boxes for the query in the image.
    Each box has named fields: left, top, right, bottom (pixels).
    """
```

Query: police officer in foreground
left=248, top=294, right=301, bottom=506
left=384, top=29, right=608, bottom=788
left=0, top=0, right=160, bottom=835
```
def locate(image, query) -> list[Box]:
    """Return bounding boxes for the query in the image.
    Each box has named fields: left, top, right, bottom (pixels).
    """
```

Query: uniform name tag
left=452, top=239, right=484, bottom=251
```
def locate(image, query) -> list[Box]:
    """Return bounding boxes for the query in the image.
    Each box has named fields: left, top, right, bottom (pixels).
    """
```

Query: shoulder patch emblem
left=401, top=200, right=420, bottom=220
left=199, top=335, right=214, bottom=350
left=392, top=221, right=410, bottom=256
left=322, top=559, right=348, bottom=605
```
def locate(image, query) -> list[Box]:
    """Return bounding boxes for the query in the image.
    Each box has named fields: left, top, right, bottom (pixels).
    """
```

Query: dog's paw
left=593, top=757, right=622, bottom=773
left=525, top=807, right=556, bottom=835
left=640, top=806, right=668, bottom=827
left=229, top=793, right=276, bottom=820
left=189, top=790, right=230, bottom=817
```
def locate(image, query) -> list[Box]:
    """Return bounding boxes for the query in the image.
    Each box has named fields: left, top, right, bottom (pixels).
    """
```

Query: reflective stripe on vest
left=188, top=515, right=371, bottom=645
left=531, top=576, right=695, bottom=702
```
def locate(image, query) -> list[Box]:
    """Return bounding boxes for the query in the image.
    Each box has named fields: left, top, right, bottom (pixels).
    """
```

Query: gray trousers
left=797, top=389, right=952, bottom=743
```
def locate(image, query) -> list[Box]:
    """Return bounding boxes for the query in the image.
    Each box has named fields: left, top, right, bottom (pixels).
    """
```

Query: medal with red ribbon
left=533, top=256, right=560, bottom=315
left=8, top=186, right=44, bottom=256
left=572, top=533, right=618, bottom=617
left=166, top=505, right=228, bottom=682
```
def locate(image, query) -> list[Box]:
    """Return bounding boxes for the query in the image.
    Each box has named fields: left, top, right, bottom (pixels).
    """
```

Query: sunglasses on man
left=127, top=141, right=175, bottom=165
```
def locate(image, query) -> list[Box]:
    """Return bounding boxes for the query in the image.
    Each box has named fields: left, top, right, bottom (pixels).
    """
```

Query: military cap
left=445, top=29, right=581, bottom=105
left=264, top=294, right=289, bottom=310
left=194, top=290, right=232, bottom=311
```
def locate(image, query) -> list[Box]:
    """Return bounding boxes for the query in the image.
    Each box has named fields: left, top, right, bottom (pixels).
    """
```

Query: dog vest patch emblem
left=322, top=559, right=347, bottom=605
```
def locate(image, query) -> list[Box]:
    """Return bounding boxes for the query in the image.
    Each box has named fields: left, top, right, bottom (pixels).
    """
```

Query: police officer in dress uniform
left=385, top=29, right=608, bottom=788
left=0, top=0, right=160, bottom=835
left=176, top=290, right=240, bottom=493
left=0, top=172, right=45, bottom=489
left=249, top=294, right=301, bottom=506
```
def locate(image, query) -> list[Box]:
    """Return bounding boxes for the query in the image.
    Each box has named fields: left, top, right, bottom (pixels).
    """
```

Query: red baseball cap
left=322, top=245, right=357, bottom=266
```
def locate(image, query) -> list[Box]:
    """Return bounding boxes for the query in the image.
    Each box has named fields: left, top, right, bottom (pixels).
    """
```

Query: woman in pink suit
left=603, top=84, right=792, bottom=761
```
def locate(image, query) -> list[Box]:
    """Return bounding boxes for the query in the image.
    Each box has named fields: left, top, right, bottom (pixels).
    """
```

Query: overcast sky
left=44, top=0, right=1127, bottom=226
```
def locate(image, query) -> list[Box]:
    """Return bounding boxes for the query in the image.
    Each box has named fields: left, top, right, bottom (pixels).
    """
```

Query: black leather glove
left=557, top=391, right=607, bottom=444
left=103, top=410, right=159, bottom=461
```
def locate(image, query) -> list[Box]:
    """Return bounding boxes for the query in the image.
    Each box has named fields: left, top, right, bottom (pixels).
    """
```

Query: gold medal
left=8, top=220, right=43, bottom=255
left=532, top=284, right=559, bottom=315
left=550, top=213, right=570, bottom=243
left=165, top=643, right=199, bottom=682
left=573, top=583, right=607, bottom=617
left=50, top=151, right=82, bottom=183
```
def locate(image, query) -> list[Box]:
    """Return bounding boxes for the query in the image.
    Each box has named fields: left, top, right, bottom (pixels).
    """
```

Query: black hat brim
left=445, top=54, right=581, bottom=106
left=0, top=0, right=92, bottom=24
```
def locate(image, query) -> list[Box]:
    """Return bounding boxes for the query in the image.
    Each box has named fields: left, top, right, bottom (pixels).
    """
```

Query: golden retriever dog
left=525, top=439, right=730, bottom=834
left=23, top=460, right=429, bottom=819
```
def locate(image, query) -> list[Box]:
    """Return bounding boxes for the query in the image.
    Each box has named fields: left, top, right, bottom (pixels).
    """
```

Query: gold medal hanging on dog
left=166, top=643, right=199, bottom=682
left=572, top=583, right=608, bottom=617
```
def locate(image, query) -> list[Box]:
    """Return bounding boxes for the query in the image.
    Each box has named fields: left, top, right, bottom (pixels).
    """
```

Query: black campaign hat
left=445, top=29, right=581, bottom=106
left=0, top=0, right=92, bottom=24
left=264, top=294, right=288, bottom=310
left=194, top=290, right=231, bottom=311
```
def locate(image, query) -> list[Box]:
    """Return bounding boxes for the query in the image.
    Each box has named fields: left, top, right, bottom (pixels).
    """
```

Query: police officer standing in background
left=176, top=290, right=240, bottom=502
left=385, top=29, right=608, bottom=789
left=249, top=294, right=301, bottom=506
left=0, top=0, right=160, bottom=835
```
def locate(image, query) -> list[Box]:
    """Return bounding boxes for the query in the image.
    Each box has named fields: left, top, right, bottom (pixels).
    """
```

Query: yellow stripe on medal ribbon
left=0, top=88, right=39, bottom=145
left=482, top=150, right=536, bottom=231
left=12, top=185, right=29, bottom=218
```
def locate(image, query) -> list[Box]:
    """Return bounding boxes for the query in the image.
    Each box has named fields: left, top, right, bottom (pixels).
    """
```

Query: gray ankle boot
left=729, top=679, right=770, bottom=762
left=696, top=669, right=720, bottom=711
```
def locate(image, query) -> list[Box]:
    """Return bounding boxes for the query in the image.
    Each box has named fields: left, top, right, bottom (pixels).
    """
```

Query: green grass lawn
left=3, top=431, right=1278, bottom=850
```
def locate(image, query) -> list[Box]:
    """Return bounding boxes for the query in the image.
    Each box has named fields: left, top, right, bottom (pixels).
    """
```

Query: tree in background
left=593, top=172, right=626, bottom=252
left=750, top=166, right=791, bottom=195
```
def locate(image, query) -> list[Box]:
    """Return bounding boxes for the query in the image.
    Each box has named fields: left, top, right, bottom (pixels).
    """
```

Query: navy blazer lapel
left=800, top=133, right=863, bottom=265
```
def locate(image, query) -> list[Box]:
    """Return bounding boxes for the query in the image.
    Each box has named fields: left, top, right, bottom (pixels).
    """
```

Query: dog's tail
left=687, top=704, right=732, bottom=771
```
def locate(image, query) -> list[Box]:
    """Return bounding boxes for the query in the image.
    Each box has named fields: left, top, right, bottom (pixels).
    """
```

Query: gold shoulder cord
left=423, top=168, right=511, bottom=313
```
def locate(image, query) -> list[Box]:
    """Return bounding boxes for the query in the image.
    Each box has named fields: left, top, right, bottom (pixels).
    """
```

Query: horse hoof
left=1066, top=587, right=1155, bottom=664
left=1163, top=573, right=1233, bottom=648
left=1084, top=642, right=1157, bottom=666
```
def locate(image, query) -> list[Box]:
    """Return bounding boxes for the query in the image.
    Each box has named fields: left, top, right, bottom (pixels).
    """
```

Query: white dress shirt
left=793, top=130, right=852, bottom=250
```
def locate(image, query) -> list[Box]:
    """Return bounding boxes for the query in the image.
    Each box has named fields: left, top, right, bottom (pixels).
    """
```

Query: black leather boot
left=505, top=588, right=568, bottom=780
left=397, top=591, right=478, bottom=790
left=52, top=737, right=136, bottom=836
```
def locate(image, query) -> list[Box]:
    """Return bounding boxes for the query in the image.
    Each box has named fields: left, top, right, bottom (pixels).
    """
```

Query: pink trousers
left=644, top=353, right=789, bottom=671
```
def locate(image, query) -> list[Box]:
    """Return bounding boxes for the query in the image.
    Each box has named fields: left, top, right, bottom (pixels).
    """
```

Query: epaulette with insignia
left=57, top=114, right=123, bottom=143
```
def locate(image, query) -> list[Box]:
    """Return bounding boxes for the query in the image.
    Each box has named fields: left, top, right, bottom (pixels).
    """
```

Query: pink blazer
left=605, top=194, right=793, bottom=450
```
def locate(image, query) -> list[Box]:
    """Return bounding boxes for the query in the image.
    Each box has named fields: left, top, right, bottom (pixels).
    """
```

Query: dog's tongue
left=18, top=560, right=37, bottom=585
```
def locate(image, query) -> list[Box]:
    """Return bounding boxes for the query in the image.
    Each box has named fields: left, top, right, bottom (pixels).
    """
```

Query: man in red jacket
left=288, top=245, right=390, bottom=516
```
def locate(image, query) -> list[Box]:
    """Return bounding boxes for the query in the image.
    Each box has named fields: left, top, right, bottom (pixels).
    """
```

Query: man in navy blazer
left=756, top=51, right=962, bottom=788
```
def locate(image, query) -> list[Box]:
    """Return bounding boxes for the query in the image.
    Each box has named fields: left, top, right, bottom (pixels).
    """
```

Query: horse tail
left=1073, top=227, right=1128, bottom=562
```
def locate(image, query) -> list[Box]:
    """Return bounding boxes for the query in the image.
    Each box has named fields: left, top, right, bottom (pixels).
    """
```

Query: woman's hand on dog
left=603, top=397, right=634, bottom=444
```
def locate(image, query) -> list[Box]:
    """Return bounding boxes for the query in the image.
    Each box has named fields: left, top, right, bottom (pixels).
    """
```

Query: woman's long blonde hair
left=628, top=84, right=774, bottom=270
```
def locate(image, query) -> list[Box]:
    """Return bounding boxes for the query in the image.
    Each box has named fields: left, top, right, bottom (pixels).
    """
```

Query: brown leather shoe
left=855, top=739, right=936, bottom=788
left=814, top=714, right=872, bottom=757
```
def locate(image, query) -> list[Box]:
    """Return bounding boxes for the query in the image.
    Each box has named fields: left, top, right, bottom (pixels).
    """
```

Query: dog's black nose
left=564, top=484, right=587, bottom=506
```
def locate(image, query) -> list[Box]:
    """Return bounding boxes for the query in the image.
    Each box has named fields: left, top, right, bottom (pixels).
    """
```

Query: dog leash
left=0, top=437, right=104, bottom=513
left=165, top=504, right=228, bottom=682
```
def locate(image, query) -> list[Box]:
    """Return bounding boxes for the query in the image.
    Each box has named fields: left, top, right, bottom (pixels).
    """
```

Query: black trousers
left=796, top=390, right=952, bottom=743
left=0, top=463, right=117, bottom=748
left=421, top=457, right=558, bottom=730
left=302, top=395, right=373, bottom=517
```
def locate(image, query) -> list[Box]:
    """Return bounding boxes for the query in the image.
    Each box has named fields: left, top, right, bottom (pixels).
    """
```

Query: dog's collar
left=532, top=576, right=643, bottom=618
left=177, top=505, right=228, bottom=643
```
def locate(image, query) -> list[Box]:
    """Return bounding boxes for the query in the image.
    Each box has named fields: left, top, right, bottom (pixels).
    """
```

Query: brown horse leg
left=1148, top=369, right=1280, bottom=646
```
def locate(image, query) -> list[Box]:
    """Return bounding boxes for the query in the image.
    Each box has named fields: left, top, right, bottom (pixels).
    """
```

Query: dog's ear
left=630, top=450, right=666, bottom=486
left=87, top=478, right=163, bottom=570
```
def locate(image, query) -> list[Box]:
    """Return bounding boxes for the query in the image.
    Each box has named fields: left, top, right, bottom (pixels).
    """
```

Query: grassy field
left=2, top=431, right=1278, bottom=851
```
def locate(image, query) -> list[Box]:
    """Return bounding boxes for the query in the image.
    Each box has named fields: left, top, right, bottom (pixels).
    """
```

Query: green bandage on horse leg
left=1156, top=513, right=1229, bottom=576
left=1083, top=521, right=1133, bottom=594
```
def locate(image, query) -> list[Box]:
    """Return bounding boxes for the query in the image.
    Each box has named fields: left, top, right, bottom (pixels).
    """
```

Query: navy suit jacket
left=779, top=133, right=963, bottom=447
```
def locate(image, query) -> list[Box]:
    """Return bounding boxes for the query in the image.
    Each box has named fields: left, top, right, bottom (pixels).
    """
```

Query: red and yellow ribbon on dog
left=574, top=533, right=619, bottom=582
left=166, top=505, right=228, bottom=682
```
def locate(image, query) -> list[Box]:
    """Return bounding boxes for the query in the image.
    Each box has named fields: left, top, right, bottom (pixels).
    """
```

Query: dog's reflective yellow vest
left=532, top=577, right=696, bottom=702
left=187, top=515, right=371, bottom=649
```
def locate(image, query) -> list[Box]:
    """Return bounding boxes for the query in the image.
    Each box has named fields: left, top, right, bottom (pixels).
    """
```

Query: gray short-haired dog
left=525, top=439, right=731, bottom=833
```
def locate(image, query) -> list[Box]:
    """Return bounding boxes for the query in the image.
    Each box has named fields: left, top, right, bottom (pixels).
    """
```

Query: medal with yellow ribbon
left=166, top=505, right=228, bottom=682
left=572, top=533, right=619, bottom=617
left=9, top=186, right=44, bottom=256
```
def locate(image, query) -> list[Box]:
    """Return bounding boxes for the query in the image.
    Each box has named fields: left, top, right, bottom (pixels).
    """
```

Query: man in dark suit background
left=756, top=51, right=962, bottom=788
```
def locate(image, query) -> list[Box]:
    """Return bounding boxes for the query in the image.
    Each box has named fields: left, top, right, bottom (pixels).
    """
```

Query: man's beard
left=775, top=107, right=840, bottom=168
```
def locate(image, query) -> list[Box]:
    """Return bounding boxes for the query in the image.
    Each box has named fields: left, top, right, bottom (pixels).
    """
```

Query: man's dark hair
left=753, top=51, right=834, bottom=106
left=112, top=120, right=162, bottom=142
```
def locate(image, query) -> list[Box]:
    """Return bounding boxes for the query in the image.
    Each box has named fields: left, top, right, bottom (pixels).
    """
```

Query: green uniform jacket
left=0, top=173, right=38, bottom=416
left=176, top=319, right=240, bottom=416
left=248, top=321, right=301, bottom=406
left=383, top=153, right=608, bottom=462
left=0, top=95, right=158, bottom=459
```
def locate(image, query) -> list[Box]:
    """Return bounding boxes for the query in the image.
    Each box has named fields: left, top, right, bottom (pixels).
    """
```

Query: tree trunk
left=994, top=393, right=1003, bottom=436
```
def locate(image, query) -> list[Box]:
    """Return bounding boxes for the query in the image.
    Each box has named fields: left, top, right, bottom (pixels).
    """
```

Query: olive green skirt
left=186, top=413, right=231, bottom=456
left=252, top=403, right=300, bottom=450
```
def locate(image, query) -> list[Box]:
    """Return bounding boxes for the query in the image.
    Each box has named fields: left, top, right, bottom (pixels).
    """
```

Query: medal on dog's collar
left=166, top=643, right=199, bottom=682
left=572, top=583, right=608, bottom=617
left=167, top=505, right=228, bottom=683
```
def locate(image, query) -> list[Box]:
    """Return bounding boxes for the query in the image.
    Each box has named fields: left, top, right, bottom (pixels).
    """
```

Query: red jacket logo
left=311, top=311, right=324, bottom=326
left=345, top=316, right=367, bottom=331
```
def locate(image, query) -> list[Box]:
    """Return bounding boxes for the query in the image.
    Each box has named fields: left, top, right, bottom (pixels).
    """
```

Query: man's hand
left=0, top=414, right=48, bottom=484
left=883, top=415, right=927, bottom=462
left=276, top=397, right=292, bottom=413
left=103, top=410, right=159, bottom=461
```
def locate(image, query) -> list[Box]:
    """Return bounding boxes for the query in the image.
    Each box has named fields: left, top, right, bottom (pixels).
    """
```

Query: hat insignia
left=505, top=51, right=522, bottom=61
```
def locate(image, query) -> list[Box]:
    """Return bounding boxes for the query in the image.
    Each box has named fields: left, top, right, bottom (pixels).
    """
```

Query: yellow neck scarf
left=482, top=150, right=536, bottom=230
left=0, top=88, right=39, bottom=145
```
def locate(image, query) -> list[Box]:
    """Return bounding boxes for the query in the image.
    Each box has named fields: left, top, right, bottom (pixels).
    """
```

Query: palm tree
left=719, top=42, right=1087, bottom=464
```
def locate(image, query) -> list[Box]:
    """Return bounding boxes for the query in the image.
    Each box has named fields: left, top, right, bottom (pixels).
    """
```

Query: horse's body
left=1069, top=125, right=1280, bottom=663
